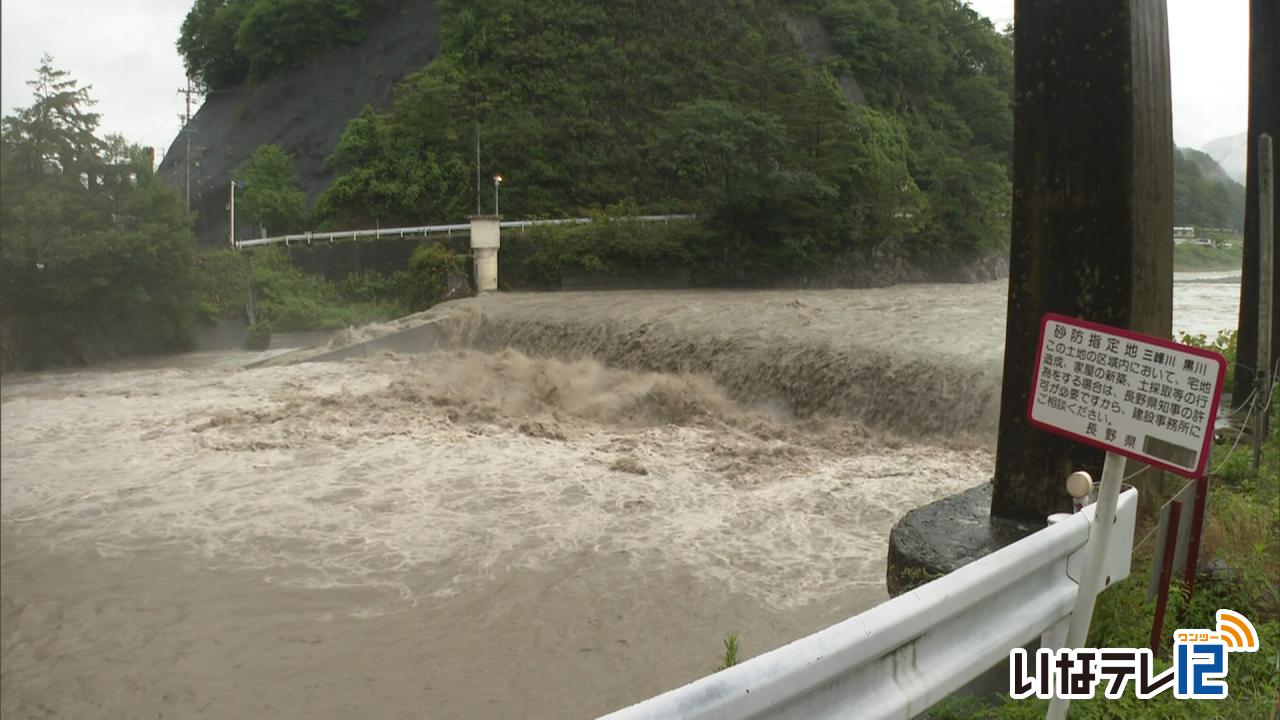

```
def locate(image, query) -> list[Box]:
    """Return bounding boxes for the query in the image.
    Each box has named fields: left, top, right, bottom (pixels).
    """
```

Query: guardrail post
left=469, top=215, right=501, bottom=292
left=1046, top=451, right=1127, bottom=720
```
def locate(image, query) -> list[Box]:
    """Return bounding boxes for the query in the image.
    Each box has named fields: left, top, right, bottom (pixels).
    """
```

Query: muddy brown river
left=0, top=275, right=1240, bottom=719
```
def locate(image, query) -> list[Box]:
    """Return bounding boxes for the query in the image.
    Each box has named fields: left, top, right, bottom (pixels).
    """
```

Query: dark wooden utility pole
left=992, top=2, right=1174, bottom=524
left=1232, top=0, right=1280, bottom=411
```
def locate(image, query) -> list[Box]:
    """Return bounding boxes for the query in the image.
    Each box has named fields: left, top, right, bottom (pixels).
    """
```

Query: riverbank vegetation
left=0, top=57, right=195, bottom=371
left=0, top=59, right=463, bottom=371
left=194, top=248, right=396, bottom=332
left=194, top=243, right=464, bottom=338
left=1172, top=236, right=1245, bottom=272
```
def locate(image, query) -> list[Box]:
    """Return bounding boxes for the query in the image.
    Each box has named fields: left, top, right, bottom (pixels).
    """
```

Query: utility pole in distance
left=178, top=78, right=197, bottom=211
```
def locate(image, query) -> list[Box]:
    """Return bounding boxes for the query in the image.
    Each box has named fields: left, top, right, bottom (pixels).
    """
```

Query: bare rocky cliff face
left=157, top=0, right=440, bottom=248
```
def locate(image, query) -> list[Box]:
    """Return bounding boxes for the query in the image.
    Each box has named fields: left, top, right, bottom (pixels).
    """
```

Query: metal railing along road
left=233, top=215, right=696, bottom=250
left=235, top=222, right=471, bottom=249
left=599, top=488, right=1138, bottom=720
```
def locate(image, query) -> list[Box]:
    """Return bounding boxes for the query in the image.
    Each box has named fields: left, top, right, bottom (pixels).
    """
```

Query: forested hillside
left=176, top=0, right=1014, bottom=283
left=1174, top=147, right=1245, bottom=231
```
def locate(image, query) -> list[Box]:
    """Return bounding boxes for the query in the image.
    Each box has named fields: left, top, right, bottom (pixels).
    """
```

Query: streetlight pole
left=493, top=174, right=503, bottom=216
left=228, top=179, right=247, bottom=248
left=228, top=178, right=236, bottom=248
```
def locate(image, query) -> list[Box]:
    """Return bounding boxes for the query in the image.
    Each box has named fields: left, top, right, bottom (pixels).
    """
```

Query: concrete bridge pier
left=469, top=215, right=501, bottom=293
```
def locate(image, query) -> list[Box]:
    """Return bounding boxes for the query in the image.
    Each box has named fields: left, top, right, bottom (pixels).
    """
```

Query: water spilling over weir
left=273, top=282, right=1015, bottom=442
left=0, top=275, right=1241, bottom=718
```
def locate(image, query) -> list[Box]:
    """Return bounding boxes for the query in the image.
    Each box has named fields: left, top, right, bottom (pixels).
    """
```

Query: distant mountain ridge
left=1202, top=132, right=1247, bottom=185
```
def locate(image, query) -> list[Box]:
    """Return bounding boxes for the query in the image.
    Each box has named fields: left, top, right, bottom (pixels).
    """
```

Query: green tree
left=312, top=104, right=472, bottom=229
left=177, top=0, right=251, bottom=90
left=825, top=107, right=924, bottom=255
left=235, top=0, right=367, bottom=80
left=177, top=0, right=372, bottom=89
left=649, top=99, right=833, bottom=276
left=1, top=54, right=103, bottom=178
left=233, top=144, right=306, bottom=234
left=0, top=58, right=194, bottom=370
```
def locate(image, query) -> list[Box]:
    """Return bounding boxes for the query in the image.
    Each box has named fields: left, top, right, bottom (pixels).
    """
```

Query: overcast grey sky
left=966, top=0, right=1250, bottom=149
left=0, top=0, right=1251, bottom=159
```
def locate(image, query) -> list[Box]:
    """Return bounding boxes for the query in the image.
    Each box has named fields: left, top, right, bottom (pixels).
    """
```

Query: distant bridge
left=233, top=215, right=695, bottom=250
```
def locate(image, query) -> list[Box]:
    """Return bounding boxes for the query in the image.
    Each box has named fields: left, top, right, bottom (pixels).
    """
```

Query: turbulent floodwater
left=0, top=274, right=1240, bottom=719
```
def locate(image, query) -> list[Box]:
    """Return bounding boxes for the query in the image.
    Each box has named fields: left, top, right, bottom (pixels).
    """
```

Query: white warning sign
left=1028, top=313, right=1226, bottom=477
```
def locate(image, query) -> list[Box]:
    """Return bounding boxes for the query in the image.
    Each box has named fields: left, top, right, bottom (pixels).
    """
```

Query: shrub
left=245, top=321, right=272, bottom=350
left=192, top=244, right=464, bottom=334
left=514, top=205, right=707, bottom=286
left=403, top=244, right=465, bottom=311
left=192, top=249, right=250, bottom=322
left=1177, top=329, right=1237, bottom=393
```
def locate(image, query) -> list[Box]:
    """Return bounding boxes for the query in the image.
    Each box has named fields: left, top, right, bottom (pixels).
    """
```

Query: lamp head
left=1065, top=471, right=1094, bottom=499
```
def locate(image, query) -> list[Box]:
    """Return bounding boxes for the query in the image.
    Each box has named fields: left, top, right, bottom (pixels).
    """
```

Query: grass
left=193, top=245, right=464, bottom=341
left=718, top=633, right=741, bottom=671
left=246, top=249, right=407, bottom=332
left=1172, top=240, right=1243, bottom=272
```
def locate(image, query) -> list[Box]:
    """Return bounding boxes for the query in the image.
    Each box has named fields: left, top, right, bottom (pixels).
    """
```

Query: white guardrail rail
left=234, top=215, right=695, bottom=249
left=599, top=488, right=1138, bottom=720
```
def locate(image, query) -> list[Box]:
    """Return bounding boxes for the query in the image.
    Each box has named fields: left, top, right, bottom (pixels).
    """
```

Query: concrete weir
left=264, top=286, right=1011, bottom=442
left=302, top=320, right=451, bottom=362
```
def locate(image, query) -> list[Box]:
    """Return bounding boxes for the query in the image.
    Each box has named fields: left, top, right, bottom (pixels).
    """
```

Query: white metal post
left=1046, top=451, right=1127, bottom=720
left=1255, top=133, right=1274, bottom=471
left=228, top=179, right=236, bottom=249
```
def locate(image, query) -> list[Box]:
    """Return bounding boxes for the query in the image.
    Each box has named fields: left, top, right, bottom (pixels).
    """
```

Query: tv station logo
left=1009, top=609, right=1260, bottom=701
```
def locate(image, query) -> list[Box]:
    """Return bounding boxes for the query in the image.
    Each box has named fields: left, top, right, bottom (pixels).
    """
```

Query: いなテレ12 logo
left=1009, top=609, right=1260, bottom=701
left=1172, top=609, right=1259, bottom=699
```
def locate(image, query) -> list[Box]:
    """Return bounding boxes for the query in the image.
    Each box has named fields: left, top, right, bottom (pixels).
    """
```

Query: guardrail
left=234, top=215, right=696, bottom=250
left=236, top=222, right=472, bottom=249
left=599, top=488, right=1138, bottom=720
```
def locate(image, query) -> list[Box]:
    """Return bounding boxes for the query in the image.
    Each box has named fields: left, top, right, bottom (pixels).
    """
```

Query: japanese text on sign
left=1028, top=314, right=1226, bottom=477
